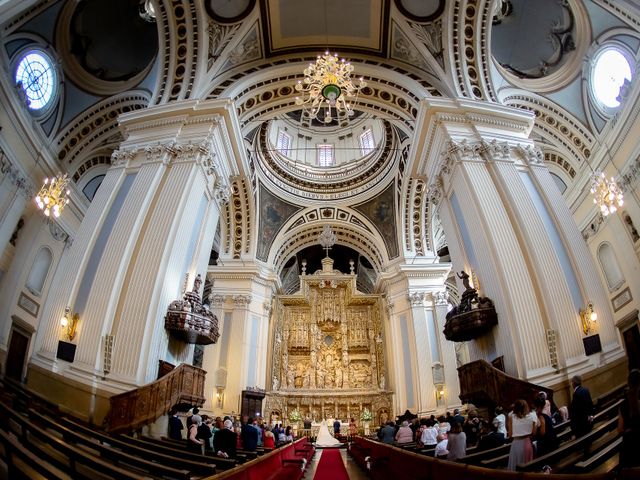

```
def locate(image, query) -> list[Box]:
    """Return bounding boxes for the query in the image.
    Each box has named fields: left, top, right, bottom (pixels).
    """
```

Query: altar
left=264, top=255, right=392, bottom=428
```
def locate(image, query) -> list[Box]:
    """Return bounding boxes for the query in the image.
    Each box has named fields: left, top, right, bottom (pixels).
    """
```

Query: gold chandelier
left=295, top=51, right=366, bottom=124
left=590, top=171, right=623, bottom=216
left=35, top=173, right=70, bottom=218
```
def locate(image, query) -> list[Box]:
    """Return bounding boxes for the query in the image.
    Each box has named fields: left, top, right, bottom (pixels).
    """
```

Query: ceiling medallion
left=295, top=52, right=366, bottom=124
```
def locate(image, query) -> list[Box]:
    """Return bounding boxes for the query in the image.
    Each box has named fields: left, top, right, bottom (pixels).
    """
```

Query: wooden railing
left=105, top=363, right=206, bottom=433
left=458, top=359, right=554, bottom=409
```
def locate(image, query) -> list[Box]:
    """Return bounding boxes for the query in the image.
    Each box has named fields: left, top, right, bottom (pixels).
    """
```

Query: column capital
left=232, top=294, right=252, bottom=308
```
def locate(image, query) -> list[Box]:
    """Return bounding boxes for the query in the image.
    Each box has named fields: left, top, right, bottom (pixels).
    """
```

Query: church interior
left=0, top=0, right=640, bottom=477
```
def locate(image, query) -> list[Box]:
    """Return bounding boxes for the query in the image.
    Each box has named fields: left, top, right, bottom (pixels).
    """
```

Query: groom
left=333, top=418, right=341, bottom=436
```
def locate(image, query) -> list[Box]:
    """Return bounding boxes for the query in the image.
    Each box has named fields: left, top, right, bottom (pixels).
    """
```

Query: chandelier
left=295, top=52, right=366, bottom=124
left=35, top=173, right=70, bottom=218
left=590, top=171, right=623, bottom=216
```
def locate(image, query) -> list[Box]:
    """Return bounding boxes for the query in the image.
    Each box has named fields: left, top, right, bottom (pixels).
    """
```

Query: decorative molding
left=232, top=294, right=252, bottom=308
left=0, top=148, right=35, bottom=198
left=208, top=21, right=241, bottom=68
left=582, top=212, right=605, bottom=240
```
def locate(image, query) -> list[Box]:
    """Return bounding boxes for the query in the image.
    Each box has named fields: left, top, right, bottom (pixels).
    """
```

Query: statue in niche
left=302, top=370, right=310, bottom=388
left=325, top=366, right=335, bottom=387
left=379, top=374, right=385, bottom=390
left=335, top=366, right=343, bottom=388
left=295, top=362, right=306, bottom=388
left=316, top=365, right=326, bottom=389
left=342, top=350, right=349, bottom=367
left=272, top=375, right=279, bottom=391
left=287, top=366, right=295, bottom=389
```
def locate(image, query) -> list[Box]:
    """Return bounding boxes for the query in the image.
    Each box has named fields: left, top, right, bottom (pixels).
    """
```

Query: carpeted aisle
left=313, top=449, right=350, bottom=480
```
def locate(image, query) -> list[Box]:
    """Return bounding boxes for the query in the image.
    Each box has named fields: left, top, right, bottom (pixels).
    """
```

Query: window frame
left=588, top=42, right=634, bottom=117
left=360, top=128, right=375, bottom=155
left=13, top=47, right=59, bottom=116
left=316, top=144, right=335, bottom=167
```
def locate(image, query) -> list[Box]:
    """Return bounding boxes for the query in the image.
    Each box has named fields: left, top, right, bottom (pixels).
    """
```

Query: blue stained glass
left=15, top=51, right=55, bottom=110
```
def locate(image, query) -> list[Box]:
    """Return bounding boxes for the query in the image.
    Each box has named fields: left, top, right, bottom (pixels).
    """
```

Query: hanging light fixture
left=35, top=173, right=70, bottom=218
left=295, top=51, right=366, bottom=124
left=590, top=171, right=624, bottom=216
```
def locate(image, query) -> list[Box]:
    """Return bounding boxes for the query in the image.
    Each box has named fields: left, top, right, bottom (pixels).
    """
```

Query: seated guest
left=507, top=399, right=538, bottom=471
left=437, top=415, right=451, bottom=436
left=379, top=421, right=396, bottom=444
left=284, top=425, right=295, bottom=442
left=395, top=420, right=413, bottom=444
left=492, top=407, right=507, bottom=436
left=420, top=420, right=439, bottom=448
left=477, top=422, right=506, bottom=451
left=463, top=409, right=482, bottom=446
left=447, top=422, right=467, bottom=460
left=263, top=426, right=276, bottom=449
left=534, top=395, right=558, bottom=456
left=241, top=417, right=259, bottom=451
left=187, top=415, right=204, bottom=453
left=214, top=419, right=237, bottom=458
left=434, top=434, right=449, bottom=458
left=168, top=409, right=184, bottom=440
left=452, top=409, right=465, bottom=426
left=197, top=415, right=213, bottom=451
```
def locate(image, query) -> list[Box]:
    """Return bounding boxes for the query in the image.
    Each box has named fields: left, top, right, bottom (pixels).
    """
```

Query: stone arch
left=269, top=210, right=390, bottom=276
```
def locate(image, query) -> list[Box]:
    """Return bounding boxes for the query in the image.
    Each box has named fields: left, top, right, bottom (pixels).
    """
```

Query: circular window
left=592, top=47, right=632, bottom=109
left=15, top=50, right=57, bottom=111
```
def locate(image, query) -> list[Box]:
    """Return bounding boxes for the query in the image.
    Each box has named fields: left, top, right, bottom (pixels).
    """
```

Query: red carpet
left=313, top=448, right=349, bottom=480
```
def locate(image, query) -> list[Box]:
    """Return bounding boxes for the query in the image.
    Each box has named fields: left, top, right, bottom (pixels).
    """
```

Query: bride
left=315, top=419, right=343, bottom=447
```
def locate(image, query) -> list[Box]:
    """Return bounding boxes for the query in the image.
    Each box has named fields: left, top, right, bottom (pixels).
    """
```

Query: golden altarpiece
left=264, top=256, right=392, bottom=428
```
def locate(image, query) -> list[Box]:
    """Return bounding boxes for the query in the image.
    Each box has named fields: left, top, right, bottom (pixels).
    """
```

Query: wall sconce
left=579, top=302, right=597, bottom=335
left=60, top=307, right=79, bottom=341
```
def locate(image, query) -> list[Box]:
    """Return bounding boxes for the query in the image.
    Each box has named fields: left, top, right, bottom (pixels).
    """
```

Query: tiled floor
left=304, top=447, right=369, bottom=480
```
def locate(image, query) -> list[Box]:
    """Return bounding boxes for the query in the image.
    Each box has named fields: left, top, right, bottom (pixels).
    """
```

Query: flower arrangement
left=360, top=407, right=372, bottom=422
left=288, top=408, right=302, bottom=423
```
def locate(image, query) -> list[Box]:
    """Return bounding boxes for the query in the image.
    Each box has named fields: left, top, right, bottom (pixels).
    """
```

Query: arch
left=597, top=241, right=624, bottom=291
left=25, top=246, right=53, bottom=296
left=269, top=210, right=390, bottom=276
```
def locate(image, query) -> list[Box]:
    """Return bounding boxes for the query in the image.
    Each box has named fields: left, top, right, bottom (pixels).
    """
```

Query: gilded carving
left=265, top=258, right=391, bottom=425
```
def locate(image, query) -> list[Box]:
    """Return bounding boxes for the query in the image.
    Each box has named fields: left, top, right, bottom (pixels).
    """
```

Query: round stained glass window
left=15, top=50, right=56, bottom=111
left=592, top=47, right=632, bottom=109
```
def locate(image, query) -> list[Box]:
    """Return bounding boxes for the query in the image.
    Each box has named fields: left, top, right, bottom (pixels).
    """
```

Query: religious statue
left=302, top=370, right=310, bottom=388
left=379, top=374, right=385, bottom=390
left=287, top=366, right=295, bottom=389
left=335, top=366, right=343, bottom=388
left=192, top=274, right=202, bottom=293
left=457, top=270, right=472, bottom=291
left=316, top=365, right=326, bottom=389
left=272, top=375, right=279, bottom=391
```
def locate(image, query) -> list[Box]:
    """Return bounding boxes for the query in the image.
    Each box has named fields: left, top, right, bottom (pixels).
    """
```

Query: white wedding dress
left=314, top=420, right=343, bottom=447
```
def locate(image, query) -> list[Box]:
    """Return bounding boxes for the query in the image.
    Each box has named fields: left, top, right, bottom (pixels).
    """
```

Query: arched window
left=597, top=242, right=624, bottom=291
left=25, top=247, right=53, bottom=296
left=14, top=49, right=58, bottom=112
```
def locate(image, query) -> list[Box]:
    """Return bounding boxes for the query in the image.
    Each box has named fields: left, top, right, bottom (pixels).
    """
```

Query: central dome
left=254, top=111, right=398, bottom=203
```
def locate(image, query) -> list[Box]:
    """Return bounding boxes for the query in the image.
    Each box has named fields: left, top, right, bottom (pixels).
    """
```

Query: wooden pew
left=26, top=408, right=212, bottom=478
left=517, top=416, right=618, bottom=472
left=0, top=429, right=71, bottom=480
left=574, top=437, right=622, bottom=472
left=0, top=404, right=146, bottom=480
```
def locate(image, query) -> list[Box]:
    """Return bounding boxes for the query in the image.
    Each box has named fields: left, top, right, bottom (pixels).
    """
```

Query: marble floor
left=304, top=447, right=369, bottom=480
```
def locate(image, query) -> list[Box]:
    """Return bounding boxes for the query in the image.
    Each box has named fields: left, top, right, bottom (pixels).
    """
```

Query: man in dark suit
left=168, top=409, right=184, bottom=440
left=333, top=419, right=341, bottom=436
left=241, top=417, right=259, bottom=451
left=570, top=375, right=594, bottom=438
left=214, top=419, right=237, bottom=458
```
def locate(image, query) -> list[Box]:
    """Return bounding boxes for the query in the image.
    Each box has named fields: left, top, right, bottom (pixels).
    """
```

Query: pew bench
left=27, top=408, right=213, bottom=478
left=574, top=437, right=622, bottom=472
left=0, top=404, right=147, bottom=480
left=517, top=416, right=618, bottom=472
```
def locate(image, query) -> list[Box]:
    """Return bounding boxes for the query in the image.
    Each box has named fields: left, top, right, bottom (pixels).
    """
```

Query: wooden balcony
left=105, top=362, right=206, bottom=433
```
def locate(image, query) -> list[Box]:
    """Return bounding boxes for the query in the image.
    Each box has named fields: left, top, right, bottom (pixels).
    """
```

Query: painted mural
left=353, top=182, right=399, bottom=259
left=257, top=185, right=302, bottom=261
